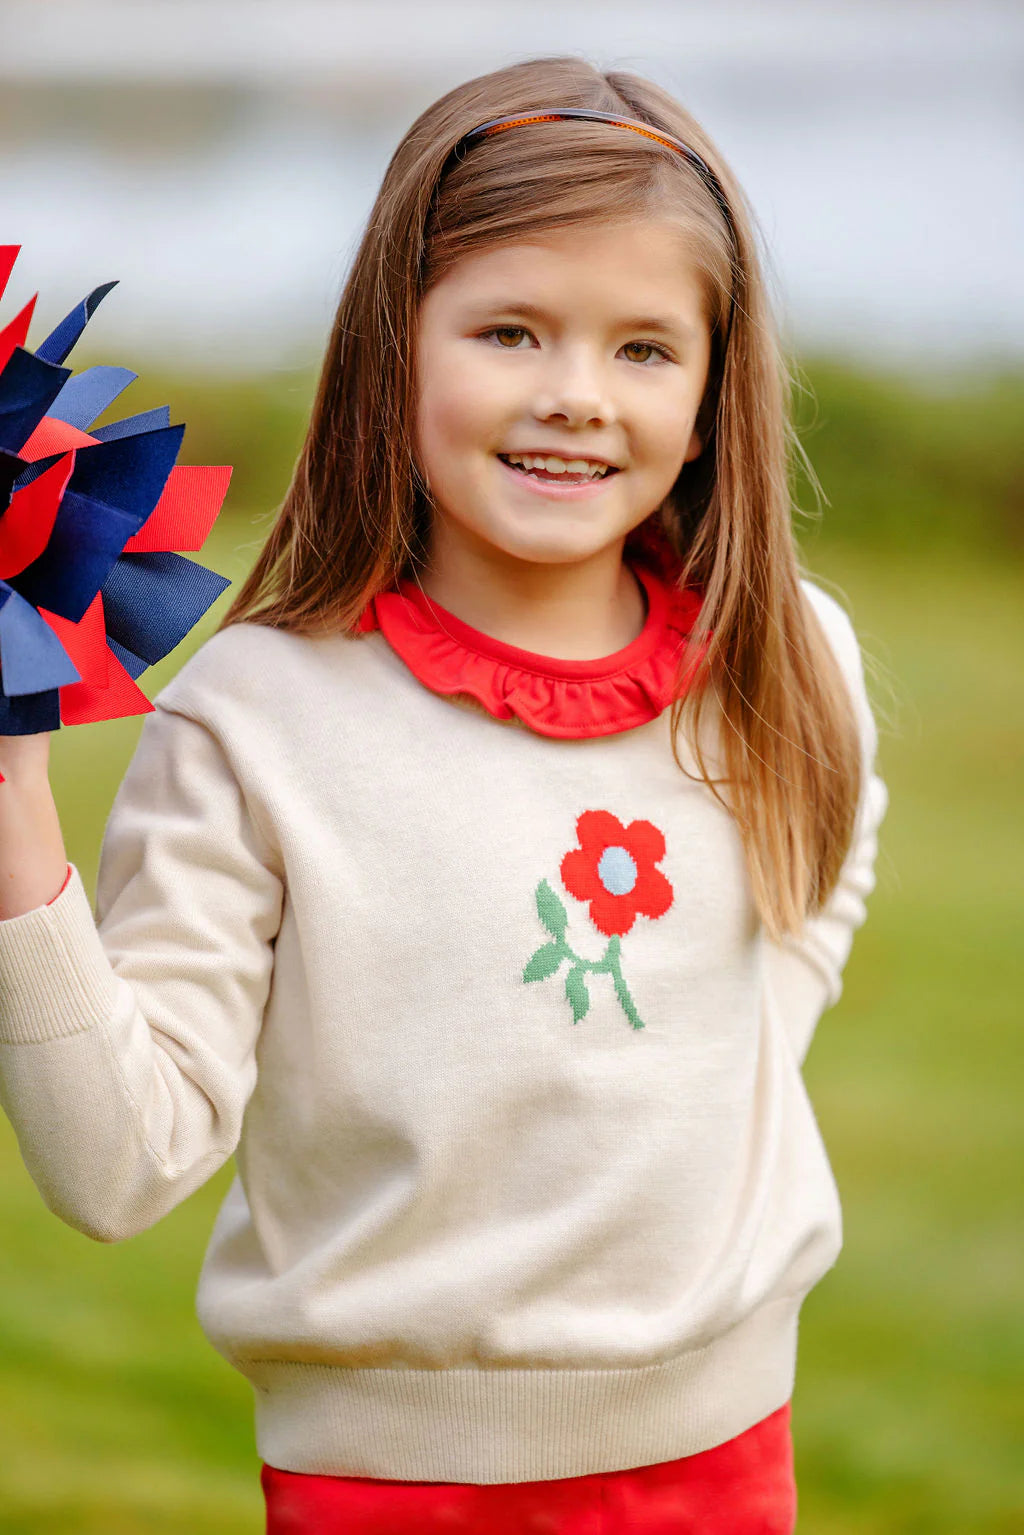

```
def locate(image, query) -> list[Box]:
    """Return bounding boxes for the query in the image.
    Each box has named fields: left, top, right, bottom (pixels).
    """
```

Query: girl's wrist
left=0, top=730, right=52, bottom=787
left=0, top=769, right=69, bottom=919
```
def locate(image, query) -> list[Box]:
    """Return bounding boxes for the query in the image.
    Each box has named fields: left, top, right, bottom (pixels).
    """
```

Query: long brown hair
left=216, top=55, right=864, bottom=942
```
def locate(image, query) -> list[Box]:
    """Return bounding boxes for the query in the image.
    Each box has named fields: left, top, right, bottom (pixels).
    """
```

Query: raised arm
left=0, top=699, right=284, bottom=1241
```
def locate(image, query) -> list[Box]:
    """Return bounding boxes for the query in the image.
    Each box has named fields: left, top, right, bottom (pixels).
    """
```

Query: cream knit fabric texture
left=0, top=578, right=888, bottom=1482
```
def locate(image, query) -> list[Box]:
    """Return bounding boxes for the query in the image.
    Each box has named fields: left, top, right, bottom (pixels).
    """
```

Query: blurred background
left=0, top=1, right=1021, bottom=1531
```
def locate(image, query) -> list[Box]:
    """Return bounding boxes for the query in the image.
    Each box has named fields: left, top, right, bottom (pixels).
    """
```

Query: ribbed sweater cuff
left=0, top=863, right=119, bottom=1044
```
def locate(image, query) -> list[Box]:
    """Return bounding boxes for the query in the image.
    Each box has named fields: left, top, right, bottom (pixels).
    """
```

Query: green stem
left=605, top=936, right=645, bottom=1030
left=558, top=937, right=602, bottom=973
left=558, top=935, right=645, bottom=1029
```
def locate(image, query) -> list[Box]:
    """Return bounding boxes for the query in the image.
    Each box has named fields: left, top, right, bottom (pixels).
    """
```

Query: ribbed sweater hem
left=245, top=1291, right=802, bottom=1483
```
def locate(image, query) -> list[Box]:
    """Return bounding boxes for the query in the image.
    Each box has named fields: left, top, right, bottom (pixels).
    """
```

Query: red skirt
left=261, top=1400, right=796, bottom=1533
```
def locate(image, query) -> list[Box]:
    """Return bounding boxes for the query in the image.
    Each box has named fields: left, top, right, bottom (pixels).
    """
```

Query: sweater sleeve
left=0, top=698, right=284, bottom=1242
left=762, top=582, right=889, bottom=1068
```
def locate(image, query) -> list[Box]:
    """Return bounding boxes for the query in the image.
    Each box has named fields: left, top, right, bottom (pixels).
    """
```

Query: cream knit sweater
left=0, top=578, right=887, bottom=1483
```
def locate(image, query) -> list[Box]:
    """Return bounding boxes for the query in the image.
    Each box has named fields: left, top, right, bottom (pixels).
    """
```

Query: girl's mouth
left=496, top=453, right=621, bottom=498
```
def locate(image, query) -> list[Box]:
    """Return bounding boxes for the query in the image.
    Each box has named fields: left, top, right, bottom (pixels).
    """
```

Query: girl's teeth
left=504, top=454, right=609, bottom=478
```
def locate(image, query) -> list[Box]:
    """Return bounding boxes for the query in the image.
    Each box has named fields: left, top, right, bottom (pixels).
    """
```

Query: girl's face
left=413, top=217, right=713, bottom=579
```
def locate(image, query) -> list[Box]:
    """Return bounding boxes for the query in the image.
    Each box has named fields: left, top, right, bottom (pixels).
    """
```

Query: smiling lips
left=499, top=452, right=619, bottom=483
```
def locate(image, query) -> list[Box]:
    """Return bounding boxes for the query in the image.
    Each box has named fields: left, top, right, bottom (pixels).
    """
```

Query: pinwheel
left=0, top=244, right=232, bottom=739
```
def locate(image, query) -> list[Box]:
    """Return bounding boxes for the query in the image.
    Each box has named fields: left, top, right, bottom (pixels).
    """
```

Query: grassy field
left=0, top=508, right=1021, bottom=1531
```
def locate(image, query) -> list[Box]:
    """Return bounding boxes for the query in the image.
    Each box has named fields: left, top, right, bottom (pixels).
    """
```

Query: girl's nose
left=532, top=350, right=612, bottom=428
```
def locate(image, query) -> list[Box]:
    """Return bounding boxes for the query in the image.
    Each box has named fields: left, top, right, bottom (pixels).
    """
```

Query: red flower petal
left=560, top=844, right=601, bottom=902
left=574, top=808, right=628, bottom=854
left=631, top=864, right=674, bottom=921
left=621, top=817, right=667, bottom=866
left=587, top=888, right=639, bottom=938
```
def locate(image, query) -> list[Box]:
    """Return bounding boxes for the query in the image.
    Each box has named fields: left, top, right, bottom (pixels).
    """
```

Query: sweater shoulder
left=798, top=578, right=861, bottom=674
left=151, top=621, right=349, bottom=727
left=798, top=577, right=878, bottom=757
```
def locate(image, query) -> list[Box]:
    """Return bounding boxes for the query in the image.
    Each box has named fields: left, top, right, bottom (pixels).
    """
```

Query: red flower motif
left=559, top=809, right=673, bottom=937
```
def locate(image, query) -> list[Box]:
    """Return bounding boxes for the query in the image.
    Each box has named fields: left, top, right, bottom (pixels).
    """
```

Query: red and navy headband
left=443, top=108, right=739, bottom=344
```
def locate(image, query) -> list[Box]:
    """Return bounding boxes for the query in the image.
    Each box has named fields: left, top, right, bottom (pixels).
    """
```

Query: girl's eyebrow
left=467, top=298, right=697, bottom=342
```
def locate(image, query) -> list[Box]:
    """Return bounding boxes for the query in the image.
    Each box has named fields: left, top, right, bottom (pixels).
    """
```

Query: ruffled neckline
left=356, top=547, right=708, bottom=740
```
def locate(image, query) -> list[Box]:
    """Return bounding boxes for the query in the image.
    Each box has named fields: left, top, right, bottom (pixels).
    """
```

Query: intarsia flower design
left=522, top=809, right=674, bottom=1030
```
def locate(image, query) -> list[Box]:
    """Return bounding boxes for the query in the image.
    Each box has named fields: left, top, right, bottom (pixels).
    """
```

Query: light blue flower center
left=598, top=845, right=638, bottom=896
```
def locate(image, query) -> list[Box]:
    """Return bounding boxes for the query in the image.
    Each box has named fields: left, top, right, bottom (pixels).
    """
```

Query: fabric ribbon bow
left=0, top=244, right=232, bottom=737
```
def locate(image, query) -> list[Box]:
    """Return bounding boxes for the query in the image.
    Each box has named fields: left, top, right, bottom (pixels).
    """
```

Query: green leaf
left=523, top=943, right=564, bottom=982
left=565, top=964, right=590, bottom=1023
left=535, top=878, right=568, bottom=938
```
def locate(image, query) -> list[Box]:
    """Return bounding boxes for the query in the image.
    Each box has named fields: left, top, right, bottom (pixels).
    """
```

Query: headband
left=443, top=108, right=738, bottom=346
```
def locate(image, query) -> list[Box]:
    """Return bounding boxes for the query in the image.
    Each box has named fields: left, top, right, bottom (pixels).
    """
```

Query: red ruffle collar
left=356, top=531, right=708, bottom=740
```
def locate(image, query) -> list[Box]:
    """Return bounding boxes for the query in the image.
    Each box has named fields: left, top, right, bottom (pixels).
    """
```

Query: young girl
left=0, top=55, right=888, bottom=1534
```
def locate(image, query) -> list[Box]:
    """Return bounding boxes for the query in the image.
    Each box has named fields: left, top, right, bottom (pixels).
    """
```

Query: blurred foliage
left=790, top=359, right=1024, bottom=558
left=85, top=358, right=1024, bottom=558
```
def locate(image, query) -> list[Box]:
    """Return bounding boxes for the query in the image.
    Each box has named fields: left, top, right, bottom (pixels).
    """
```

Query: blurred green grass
left=0, top=363, right=1021, bottom=1531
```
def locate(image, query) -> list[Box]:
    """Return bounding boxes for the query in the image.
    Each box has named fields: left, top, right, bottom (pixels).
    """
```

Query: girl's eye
left=622, top=341, right=670, bottom=365
left=480, top=328, right=671, bottom=364
left=484, top=326, right=531, bottom=349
